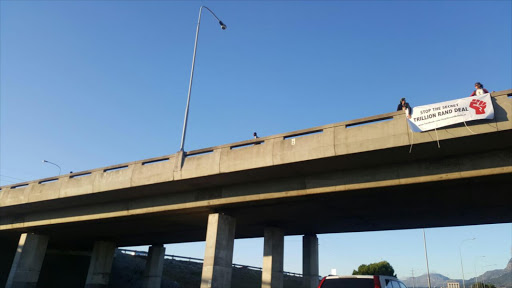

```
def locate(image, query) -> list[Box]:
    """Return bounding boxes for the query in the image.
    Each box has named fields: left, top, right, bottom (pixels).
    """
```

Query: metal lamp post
left=423, top=229, right=432, bottom=288
left=459, top=238, right=476, bottom=288
left=42, top=160, right=61, bottom=175
left=179, top=6, right=227, bottom=152
left=474, top=256, right=486, bottom=288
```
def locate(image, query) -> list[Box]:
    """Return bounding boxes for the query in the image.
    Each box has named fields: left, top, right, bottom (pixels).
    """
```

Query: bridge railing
left=117, top=248, right=303, bottom=277
left=1, top=89, right=511, bottom=208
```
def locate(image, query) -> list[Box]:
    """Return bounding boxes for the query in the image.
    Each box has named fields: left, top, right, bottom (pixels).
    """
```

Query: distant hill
left=401, top=259, right=512, bottom=288
left=401, top=273, right=451, bottom=288
left=477, top=269, right=510, bottom=283
left=468, top=259, right=512, bottom=288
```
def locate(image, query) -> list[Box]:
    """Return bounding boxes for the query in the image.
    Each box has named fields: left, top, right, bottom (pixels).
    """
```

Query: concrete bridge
left=1, top=89, right=511, bottom=288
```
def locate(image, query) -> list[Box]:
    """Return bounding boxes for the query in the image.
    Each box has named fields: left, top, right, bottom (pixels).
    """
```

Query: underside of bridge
left=23, top=171, right=510, bottom=251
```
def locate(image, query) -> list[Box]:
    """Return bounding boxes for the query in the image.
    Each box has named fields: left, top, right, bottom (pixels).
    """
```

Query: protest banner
left=407, top=93, right=494, bottom=132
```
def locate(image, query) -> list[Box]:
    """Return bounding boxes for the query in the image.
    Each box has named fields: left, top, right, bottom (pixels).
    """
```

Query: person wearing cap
left=397, top=98, right=412, bottom=119
left=470, top=82, right=489, bottom=97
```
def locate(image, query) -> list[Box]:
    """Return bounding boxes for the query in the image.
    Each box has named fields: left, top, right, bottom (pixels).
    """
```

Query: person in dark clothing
left=397, top=97, right=412, bottom=119
left=470, top=82, right=490, bottom=97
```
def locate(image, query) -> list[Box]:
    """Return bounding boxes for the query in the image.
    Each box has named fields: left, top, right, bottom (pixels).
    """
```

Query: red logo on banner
left=469, top=99, right=487, bottom=115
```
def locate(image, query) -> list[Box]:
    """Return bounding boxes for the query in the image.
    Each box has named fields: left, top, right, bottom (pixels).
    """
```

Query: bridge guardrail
left=118, top=248, right=303, bottom=277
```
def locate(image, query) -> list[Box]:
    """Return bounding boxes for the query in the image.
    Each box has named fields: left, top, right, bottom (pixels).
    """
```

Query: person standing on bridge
left=470, top=82, right=490, bottom=97
left=397, top=97, right=412, bottom=119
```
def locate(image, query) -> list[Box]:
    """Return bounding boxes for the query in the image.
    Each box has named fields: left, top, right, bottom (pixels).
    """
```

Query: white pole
left=423, top=229, right=432, bottom=288
left=180, top=7, right=203, bottom=152
left=459, top=238, right=475, bottom=288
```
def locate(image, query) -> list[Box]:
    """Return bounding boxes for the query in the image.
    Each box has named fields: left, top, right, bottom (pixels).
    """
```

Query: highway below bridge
left=1, top=89, right=511, bottom=288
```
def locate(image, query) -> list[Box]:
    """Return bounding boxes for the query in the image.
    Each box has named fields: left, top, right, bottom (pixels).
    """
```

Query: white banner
left=407, top=93, right=494, bottom=132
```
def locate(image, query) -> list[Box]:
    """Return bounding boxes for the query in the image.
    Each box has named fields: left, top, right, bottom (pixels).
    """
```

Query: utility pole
left=411, top=269, right=416, bottom=288
left=423, top=229, right=432, bottom=288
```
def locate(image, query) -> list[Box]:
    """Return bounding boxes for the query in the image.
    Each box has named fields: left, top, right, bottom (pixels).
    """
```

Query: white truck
left=318, top=275, right=409, bottom=288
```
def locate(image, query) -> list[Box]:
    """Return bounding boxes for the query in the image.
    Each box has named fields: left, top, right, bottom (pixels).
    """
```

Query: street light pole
left=460, top=238, right=476, bottom=288
left=42, top=160, right=61, bottom=175
left=423, top=229, right=432, bottom=288
left=179, top=6, right=227, bottom=152
left=474, top=256, right=486, bottom=288
left=411, top=269, right=416, bottom=288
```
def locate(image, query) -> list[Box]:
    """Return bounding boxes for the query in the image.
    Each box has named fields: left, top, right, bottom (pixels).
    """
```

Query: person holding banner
left=470, top=82, right=489, bottom=97
left=397, top=97, right=412, bottom=119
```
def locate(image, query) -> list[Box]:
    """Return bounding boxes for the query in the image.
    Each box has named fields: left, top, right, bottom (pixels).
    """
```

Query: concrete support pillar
left=262, top=227, right=284, bottom=288
left=5, top=233, right=49, bottom=288
left=200, top=213, right=236, bottom=288
left=143, top=244, right=166, bottom=288
left=302, top=234, right=319, bottom=288
left=85, top=241, right=116, bottom=288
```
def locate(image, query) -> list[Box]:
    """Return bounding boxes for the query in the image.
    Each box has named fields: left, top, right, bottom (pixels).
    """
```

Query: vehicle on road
left=317, top=275, right=408, bottom=288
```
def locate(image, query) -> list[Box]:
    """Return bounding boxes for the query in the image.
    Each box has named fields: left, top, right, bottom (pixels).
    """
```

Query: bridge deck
left=1, top=90, right=511, bottom=248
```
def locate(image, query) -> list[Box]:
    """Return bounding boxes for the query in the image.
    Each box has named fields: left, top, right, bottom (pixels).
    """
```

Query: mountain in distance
left=401, top=259, right=512, bottom=288
left=401, top=273, right=450, bottom=288
left=469, top=259, right=512, bottom=288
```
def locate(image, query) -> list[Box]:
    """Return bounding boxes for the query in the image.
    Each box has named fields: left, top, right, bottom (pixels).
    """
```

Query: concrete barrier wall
left=29, top=179, right=62, bottom=203
left=61, top=172, right=97, bottom=198
left=335, top=113, right=409, bottom=155
left=273, top=127, right=335, bottom=164
left=132, top=156, right=175, bottom=186
left=175, top=150, right=221, bottom=180
left=496, top=93, right=512, bottom=131
left=1, top=90, right=510, bottom=208
left=220, top=140, right=273, bottom=173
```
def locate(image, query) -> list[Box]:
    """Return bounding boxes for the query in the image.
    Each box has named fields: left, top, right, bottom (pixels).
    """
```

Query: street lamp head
left=42, top=160, right=47, bottom=163
left=219, top=21, right=227, bottom=30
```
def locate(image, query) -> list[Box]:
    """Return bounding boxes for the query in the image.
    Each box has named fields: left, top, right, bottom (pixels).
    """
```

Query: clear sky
left=1, top=0, right=511, bottom=280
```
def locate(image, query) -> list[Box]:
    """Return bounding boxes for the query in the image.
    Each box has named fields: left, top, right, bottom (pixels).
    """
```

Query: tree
left=471, top=283, right=495, bottom=288
left=352, top=261, right=397, bottom=277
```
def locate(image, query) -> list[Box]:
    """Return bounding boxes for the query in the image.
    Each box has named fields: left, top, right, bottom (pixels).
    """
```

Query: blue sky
left=1, top=0, right=511, bottom=280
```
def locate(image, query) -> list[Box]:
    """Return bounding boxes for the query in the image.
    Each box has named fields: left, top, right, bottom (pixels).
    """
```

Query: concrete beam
left=143, top=244, right=166, bottom=288
left=5, top=233, right=49, bottom=288
left=302, top=234, right=319, bottom=288
left=85, top=241, right=116, bottom=288
left=262, top=227, right=284, bottom=288
left=201, top=213, right=236, bottom=288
